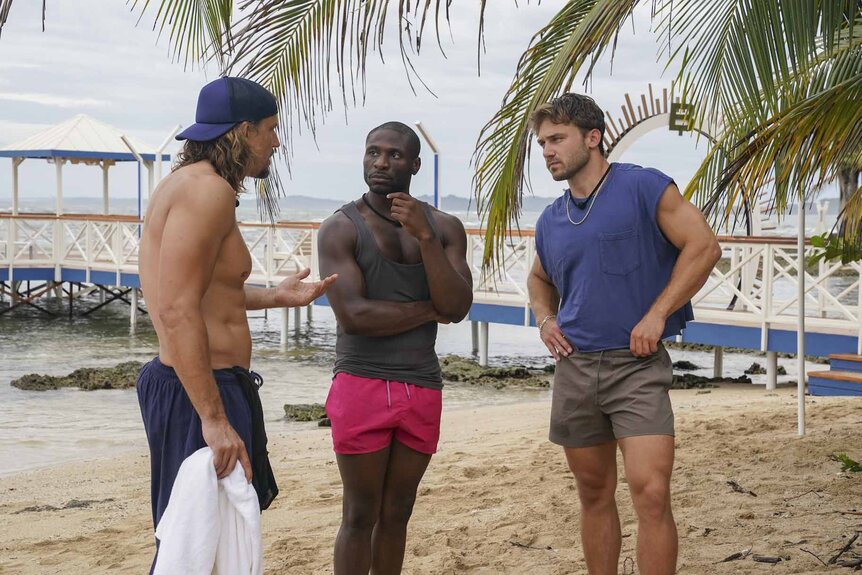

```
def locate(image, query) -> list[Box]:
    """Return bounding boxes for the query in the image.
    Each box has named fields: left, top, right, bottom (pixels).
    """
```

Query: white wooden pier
left=2, top=212, right=861, bottom=385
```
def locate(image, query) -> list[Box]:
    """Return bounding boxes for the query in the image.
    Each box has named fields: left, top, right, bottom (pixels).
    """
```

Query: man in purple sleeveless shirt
left=528, top=94, right=721, bottom=575
left=317, top=122, right=473, bottom=574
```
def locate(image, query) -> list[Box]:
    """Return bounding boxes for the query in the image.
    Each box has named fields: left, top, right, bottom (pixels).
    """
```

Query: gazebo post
left=146, top=161, right=154, bottom=200
left=55, top=159, right=64, bottom=216
left=11, top=157, right=23, bottom=215
left=101, top=161, right=110, bottom=215
left=155, top=126, right=181, bottom=187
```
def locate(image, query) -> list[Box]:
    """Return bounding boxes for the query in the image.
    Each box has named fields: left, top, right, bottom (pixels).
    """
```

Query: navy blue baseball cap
left=176, top=77, right=278, bottom=142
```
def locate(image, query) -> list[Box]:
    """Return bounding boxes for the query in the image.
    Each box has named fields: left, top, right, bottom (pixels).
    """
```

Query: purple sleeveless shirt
left=535, top=163, right=694, bottom=352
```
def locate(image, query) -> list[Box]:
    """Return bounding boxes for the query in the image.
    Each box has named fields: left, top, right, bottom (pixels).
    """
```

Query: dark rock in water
left=664, top=341, right=828, bottom=364
left=745, top=362, right=766, bottom=375
left=11, top=362, right=144, bottom=391
left=672, top=360, right=700, bottom=371
left=542, top=364, right=556, bottom=373
left=284, top=403, right=327, bottom=422
left=440, top=356, right=550, bottom=389
left=671, top=373, right=751, bottom=389
left=744, top=362, right=787, bottom=375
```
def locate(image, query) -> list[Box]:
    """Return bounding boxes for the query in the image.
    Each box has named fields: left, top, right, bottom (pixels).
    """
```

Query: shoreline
left=2, top=385, right=860, bottom=574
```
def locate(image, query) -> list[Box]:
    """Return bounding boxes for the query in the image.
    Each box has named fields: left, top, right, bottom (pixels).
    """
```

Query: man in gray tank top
left=317, top=122, right=473, bottom=575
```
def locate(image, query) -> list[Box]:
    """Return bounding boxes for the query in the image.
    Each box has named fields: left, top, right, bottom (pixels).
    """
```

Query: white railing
left=2, top=213, right=861, bottom=343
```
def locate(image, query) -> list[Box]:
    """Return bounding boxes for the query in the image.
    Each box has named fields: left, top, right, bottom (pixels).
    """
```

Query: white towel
left=153, top=447, right=262, bottom=575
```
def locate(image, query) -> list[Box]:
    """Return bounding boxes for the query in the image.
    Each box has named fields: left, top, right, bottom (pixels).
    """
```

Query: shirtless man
left=136, top=76, right=336, bottom=568
left=318, top=122, right=473, bottom=574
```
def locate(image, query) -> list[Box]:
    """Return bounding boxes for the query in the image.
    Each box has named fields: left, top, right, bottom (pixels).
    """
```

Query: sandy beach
left=1, top=384, right=860, bottom=574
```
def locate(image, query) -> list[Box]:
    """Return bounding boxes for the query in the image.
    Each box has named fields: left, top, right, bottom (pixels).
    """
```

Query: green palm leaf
left=682, top=14, right=862, bottom=242
left=127, top=0, right=234, bottom=70
left=223, top=0, right=475, bottom=155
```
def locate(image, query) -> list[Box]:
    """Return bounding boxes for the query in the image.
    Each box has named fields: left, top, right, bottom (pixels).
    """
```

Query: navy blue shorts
left=136, top=356, right=254, bottom=529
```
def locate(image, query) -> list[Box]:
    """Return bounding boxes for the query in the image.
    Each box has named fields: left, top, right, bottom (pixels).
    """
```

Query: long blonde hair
left=173, top=124, right=254, bottom=192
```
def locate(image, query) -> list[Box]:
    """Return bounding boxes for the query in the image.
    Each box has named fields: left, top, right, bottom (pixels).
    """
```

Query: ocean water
left=0, top=291, right=821, bottom=477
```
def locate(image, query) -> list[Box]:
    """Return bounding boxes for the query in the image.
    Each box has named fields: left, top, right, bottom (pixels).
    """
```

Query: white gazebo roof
left=0, top=114, right=169, bottom=163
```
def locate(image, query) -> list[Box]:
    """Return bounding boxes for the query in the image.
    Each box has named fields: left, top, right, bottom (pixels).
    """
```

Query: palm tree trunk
left=839, top=167, right=861, bottom=235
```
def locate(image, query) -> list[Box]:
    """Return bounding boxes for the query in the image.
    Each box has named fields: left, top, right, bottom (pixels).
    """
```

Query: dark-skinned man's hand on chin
left=387, top=192, right=436, bottom=242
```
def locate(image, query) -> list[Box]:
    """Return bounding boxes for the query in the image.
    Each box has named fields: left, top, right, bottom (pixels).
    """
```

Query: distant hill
left=279, top=193, right=560, bottom=214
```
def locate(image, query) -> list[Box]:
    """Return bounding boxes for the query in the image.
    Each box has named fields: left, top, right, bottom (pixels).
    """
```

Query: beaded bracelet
left=537, top=314, right=556, bottom=334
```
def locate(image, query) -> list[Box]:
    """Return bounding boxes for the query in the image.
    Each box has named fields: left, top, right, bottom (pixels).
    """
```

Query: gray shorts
left=549, top=344, right=674, bottom=448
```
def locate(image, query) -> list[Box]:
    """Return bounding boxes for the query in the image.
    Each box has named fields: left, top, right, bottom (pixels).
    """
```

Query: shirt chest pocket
left=599, top=229, right=641, bottom=275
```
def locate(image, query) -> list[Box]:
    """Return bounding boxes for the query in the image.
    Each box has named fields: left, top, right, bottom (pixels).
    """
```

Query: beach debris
left=832, top=453, right=862, bottom=473
left=672, top=360, right=700, bottom=371
left=14, top=497, right=115, bottom=514
left=440, top=356, right=550, bottom=389
left=10, top=362, right=144, bottom=391
left=283, top=403, right=327, bottom=423
left=508, top=540, right=552, bottom=551
left=727, top=480, right=758, bottom=497
left=829, top=532, right=861, bottom=565
left=799, top=547, right=826, bottom=566
left=752, top=554, right=785, bottom=564
left=783, top=489, right=823, bottom=502
left=835, top=558, right=862, bottom=568
left=719, top=547, right=752, bottom=562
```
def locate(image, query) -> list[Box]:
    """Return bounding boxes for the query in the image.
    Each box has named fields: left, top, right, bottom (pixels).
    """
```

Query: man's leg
left=371, top=440, right=432, bottom=574
left=618, top=435, right=677, bottom=575
left=564, top=441, right=620, bottom=575
left=334, top=447, right=391, bottom=575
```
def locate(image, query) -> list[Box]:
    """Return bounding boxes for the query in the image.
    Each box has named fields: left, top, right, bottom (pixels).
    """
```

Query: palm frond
left=224, top=0, right=470, bottom=160
left=472, top=0, right=643, bottom=267
left=655, top=0, right=860, bottom=138
left=0, top=0, right=45, bottom=37
left=686, top=41, right=862, bottom=251
left=837, top=182, right=862, bottom=259
left=126, top=0, right=234, bottom=70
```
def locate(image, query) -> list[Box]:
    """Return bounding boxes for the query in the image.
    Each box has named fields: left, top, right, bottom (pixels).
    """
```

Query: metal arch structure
left=601, top=82, right=720, bottom=162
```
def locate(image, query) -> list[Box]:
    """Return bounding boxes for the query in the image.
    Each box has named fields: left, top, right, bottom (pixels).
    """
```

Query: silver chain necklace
left=565, top=164, right=613, bottom=226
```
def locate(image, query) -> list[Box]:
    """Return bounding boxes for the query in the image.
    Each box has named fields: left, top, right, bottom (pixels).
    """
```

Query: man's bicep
left=158, top=200, right=231, bottom=309
left=530, top=252, right=551, bottom=282
left=656, top=185, right=713, bottom=250
left=318, top=221, right=366, bottom=310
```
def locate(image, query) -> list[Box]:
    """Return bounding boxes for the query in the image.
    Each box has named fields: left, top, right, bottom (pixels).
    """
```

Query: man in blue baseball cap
left=136, top=76, right=337, bottom=572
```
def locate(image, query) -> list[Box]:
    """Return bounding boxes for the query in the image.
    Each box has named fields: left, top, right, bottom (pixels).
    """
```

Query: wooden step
left=807, top=370, right=862, bottom=383
left=828, top=355, right=862, bottom=374
left=808, top=370, right=862, bottom=396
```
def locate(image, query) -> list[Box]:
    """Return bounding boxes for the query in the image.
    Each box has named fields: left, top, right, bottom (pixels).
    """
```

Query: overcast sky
left=2, top=1, right=820, bottom=214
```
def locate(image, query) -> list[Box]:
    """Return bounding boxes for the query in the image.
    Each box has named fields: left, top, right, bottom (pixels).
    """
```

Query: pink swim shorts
left=325, top=372, right=442, bottom=455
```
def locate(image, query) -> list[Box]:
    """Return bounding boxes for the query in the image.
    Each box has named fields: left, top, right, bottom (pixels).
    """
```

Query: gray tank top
left=332, top=201, right=443, bottom=389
